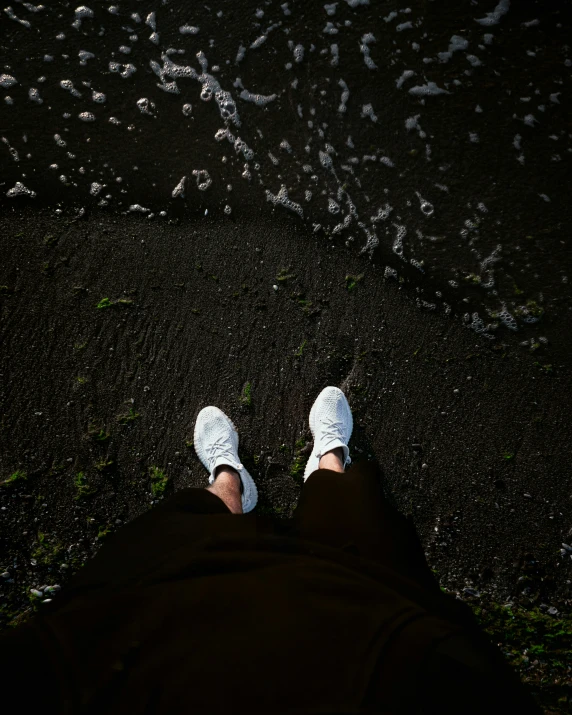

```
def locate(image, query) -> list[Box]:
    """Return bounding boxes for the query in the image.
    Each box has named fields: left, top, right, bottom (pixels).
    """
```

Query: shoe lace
left=318, top=415, right=350, bottom=464
left=206, top=434, right=239, bottom=470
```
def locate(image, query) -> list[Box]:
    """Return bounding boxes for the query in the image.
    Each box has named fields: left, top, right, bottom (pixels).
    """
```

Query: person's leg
left=292, top=386, right=438, bottom=590
left=59, top=406, right=257, bottom=595
left=206, top=465, right=243, bottom=514
left=194, top=405, right=258, bottom=513
left=295, top=460, right=439, bottom=590
left=317, top=446, right=345, bottom=473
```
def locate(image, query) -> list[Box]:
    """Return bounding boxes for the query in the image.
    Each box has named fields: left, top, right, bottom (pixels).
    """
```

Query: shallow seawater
left=1, top=0, right=571, bottom=349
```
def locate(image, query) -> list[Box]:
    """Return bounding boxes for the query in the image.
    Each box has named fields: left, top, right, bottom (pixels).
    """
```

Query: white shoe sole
left=194, top=407, right=258, bottom=513
left=302, top=399, right=320, bottom=481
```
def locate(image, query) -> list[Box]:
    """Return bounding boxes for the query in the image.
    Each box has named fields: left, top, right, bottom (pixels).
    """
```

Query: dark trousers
left=0, top=461, right=540, bottom=713
left=68, top=461, right=438, bottom=594
left=53, top=461, right=539, bottom=713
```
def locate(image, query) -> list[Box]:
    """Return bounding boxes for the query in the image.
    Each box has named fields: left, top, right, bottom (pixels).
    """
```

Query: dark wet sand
left=1, top=208, right=570, bottom=605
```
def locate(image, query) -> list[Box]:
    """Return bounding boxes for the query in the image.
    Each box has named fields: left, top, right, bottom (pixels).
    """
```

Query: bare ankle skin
left=206, top=466, right=243, bottom=514
left=318, top=447, right=345, bottom=473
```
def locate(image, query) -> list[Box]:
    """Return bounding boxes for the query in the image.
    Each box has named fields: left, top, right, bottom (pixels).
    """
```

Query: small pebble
left=421, top=463, right=428, bottom=469
left=30, top=588, right=43, bottom=598
left=463, top=587, right=480, bottom=597
left=1, top=572, right=10, bottom=579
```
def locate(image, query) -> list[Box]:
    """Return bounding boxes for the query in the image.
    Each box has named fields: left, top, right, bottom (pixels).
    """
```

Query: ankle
left=318, top=447, right=345, bottom=473
left=207, top=467, right=243, bottom=514
left=214, top=465, right=242, bottom=492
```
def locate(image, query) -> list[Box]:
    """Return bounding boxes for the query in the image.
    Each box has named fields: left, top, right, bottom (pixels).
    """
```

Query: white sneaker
left=194, top=406, right=258, bottom=513
left=303, top=386, right=353, bottom=481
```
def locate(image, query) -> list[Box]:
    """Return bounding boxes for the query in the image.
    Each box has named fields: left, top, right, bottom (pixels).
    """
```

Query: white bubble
left=192, top=169, right=212, bottom=191
left=319, top=150, right=333, bottom=169
left=328, top=198, right=340, bottom=214
left=239, top=89, right=277, bottom=106
left=396, top=70, right=415, bottom=89
left=360, top=33, right=377, bottom=69
left=5, top=6, right=31, bottom=27
left=0, top=74, right=17, bottom=89
left=79, top=49, right=95, bottom=65
left=409, top=82, right=450, bottom=96
left=338, top=79, right=349, bottom=113
left=251, top=35, right=267, bottom=49
left=78, top=111, right=96, bottom=121
left=28, top=88, right=43, bottom=104
left=361, top=103, right=378, bottom=122
left=179, top=25, right=199, bottom=34
left=392, top=223, right=406, bottom=257
left=7, top=181, right=36, bottom=198
left=330, top=43, right=339, bottom=67
left=137, top=97, right=156, bottom=115
left=182, top=103, right=192, bottom=116
left=265, top=185, right=303, bottom=217
left=172, top=176, right=186, bottom=198
left=475, top=0, right=510, bottom=27
left=437, top=35, right=469, bottom=62
left=416, top=192, right=434, bottom=216
left=370, top=204, right=393, bottom=223
left=72, top=6, right=94, bottom=31
left=235, top=45, right=246, bottom=64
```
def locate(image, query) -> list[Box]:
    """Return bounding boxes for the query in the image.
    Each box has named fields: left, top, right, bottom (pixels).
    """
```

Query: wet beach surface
left=1, top=0, right=572, bottom=710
